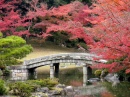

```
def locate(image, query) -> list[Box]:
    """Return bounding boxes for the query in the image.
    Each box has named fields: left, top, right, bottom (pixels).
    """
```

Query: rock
left=48, top=87, right=64, bottom=96
left=88, top=78, right=100, bottom=83
left=40, top=87, right=49, bottom=93
left=64, top=86, right=75, bottom=96
left=60, top=89, right=66, bottom=96
left=36, top=87, right=41, bottom=92
left=105, top=73, right=120, bottom=86
left=74, top=89, right=80, bottom=95
left=31, top=92, right=47, bottom=97
left=64, top=86, right=74, bottom=93
left=55, top=84, right=66, bottom=88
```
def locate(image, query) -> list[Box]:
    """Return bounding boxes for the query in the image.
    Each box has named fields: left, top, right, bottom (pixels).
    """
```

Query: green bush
left=8, top=79, right=59, bottom=96
left=16, top=26, right=26, bottom=32
left=94, top=69, right=108, bottom=77
left=94, top=69, right=102, bottom=77
left=2, top=69, right=10, bottom=76
left=8, top=82, right=33, bottom=97
left=27, top=78, right=59, bottom=89
left=0, top=79, right=7, bottom=95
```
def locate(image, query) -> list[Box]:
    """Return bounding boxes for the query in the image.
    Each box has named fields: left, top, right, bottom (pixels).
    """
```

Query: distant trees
left=26, top=0, right=91, bottom=48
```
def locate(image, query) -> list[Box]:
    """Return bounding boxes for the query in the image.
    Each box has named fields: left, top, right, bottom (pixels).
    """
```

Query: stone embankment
left=31, top=83, right=106, bottom=97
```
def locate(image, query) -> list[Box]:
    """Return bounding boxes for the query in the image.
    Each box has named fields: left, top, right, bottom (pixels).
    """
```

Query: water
left=37, top=74, right=83, bottom=86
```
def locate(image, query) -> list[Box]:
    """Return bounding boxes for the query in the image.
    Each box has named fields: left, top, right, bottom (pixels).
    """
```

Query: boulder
left=64, top=86, right=74, bottom=93
left=55, top=84, right=66, bottom=88
left=40, top=87, right=49, bottom=93
left=64, top=86, right=75, bottom=96
left=105, top=73, right=120, bottom=86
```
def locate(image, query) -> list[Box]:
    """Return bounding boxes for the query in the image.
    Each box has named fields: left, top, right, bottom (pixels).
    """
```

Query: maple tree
left=83, top=0, right=130, bottom=73
left=0, top=0, right=31, bottom=36
left=2, top=0, right=129, bottom=74
left=27, top=0, right=93, bottom=47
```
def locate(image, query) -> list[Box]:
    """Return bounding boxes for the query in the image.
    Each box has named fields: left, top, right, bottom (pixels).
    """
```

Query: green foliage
left=0, top=35, right=33, bottom=68
left=0, top=69, right=3, bottom=76
left=47, top=31, right=70, bottom=45
left=47, top=31, right=89, bottom=49
left=117, top=69, right=130, bottom=81
left=103, top=82, right=130, bottom=97
left=94, top=69, right=108, bottom=77
left=8, top=82, right=32, bottom=97
left=39, top=0, right=92, bottom=8
left=27, top=78, right=59, bottom=89
left=0, top=32, right=3, bottom=38
left=78, top=42, right=89, bottom=50
left=94, top=69, right=102, bottom=77
left=8, top=78, right=59, bottom=96
left=103, top=69, right=109, bottom=76
left=0, top=79, right=7, bottom=95
left=16, top=26, right=26, bottom=32
left=2, top=68, right=10, bottom=76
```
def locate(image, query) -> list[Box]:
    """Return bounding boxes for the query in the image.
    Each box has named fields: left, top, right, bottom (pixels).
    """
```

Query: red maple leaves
left=84, top=0, right=130, bottom=73
left=0, top=0, right=130, bottom=73
left=0, top=0, right=30, bottom=36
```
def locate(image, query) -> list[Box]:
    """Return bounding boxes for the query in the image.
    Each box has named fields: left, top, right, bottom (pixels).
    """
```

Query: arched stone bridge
left=10, top=53, right=105, bottom=86
left=23, top=53, right=99, bottom=69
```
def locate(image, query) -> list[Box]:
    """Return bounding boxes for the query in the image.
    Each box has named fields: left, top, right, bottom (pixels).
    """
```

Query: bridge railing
left=23, top=53, right=99, bottom=66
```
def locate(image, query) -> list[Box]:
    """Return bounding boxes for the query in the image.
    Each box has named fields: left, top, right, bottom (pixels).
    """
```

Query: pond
left=35, top=65, right=90, bottom=86
left=6, top=65, right=110, bottom=97
left=1, top=42, right=126, bottom=97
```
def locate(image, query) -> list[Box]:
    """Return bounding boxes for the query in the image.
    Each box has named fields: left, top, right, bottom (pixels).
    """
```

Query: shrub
left=2, top=69, right=10, bottom=76
left=94, top=69, right=102, bottom=77
left=0, top=79, right=7, bottom=95
left=27, top=78, right=59, bottom=89
left=94, top=69, right=108, bottom=77
left=8, top=82, right=33, bottom=97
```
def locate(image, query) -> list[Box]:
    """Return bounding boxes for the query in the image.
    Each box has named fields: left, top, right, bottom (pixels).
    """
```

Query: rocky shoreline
left=31, top=83, right=106, bottom=97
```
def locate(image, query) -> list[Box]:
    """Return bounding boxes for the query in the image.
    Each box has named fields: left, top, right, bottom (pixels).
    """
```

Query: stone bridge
left=10, top=53, right=105, bottom=86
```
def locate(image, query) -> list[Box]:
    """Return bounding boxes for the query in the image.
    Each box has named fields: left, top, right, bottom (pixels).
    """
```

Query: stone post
left=83, top=64, right=88, bottom=86
left=50, top=64, right=54, bottom=78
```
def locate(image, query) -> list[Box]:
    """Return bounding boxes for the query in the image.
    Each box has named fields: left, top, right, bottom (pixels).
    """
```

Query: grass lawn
left=23, top=41, right=80, bottom=60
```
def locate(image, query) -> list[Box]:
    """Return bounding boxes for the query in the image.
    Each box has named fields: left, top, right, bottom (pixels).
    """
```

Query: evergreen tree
left=0, top=32, right=32, bottom=69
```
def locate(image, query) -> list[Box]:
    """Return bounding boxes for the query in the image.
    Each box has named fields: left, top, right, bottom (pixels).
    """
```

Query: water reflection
left=37, top=74, right=83, bottom=86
